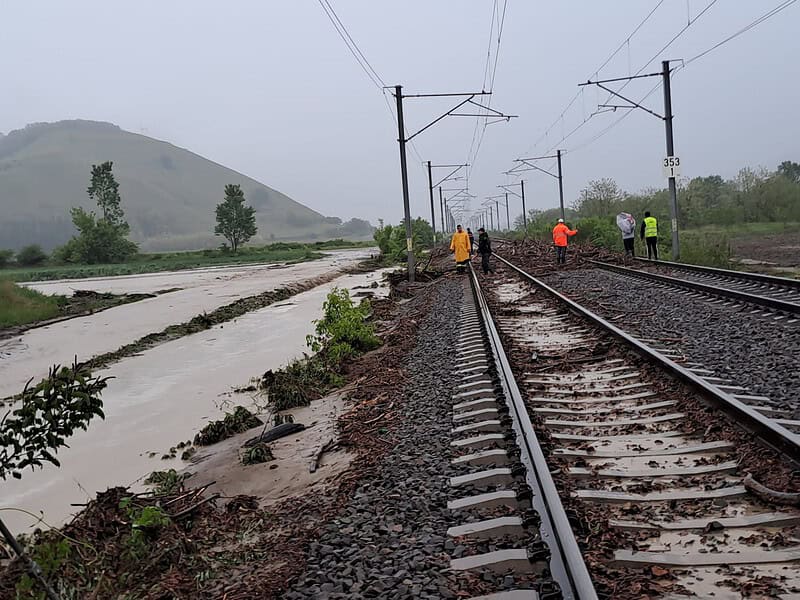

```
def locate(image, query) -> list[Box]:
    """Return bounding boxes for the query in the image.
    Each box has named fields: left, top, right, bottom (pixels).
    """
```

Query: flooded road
left=0, top=249, right=373, bottom=398
left=1, top=267, right=390, bottom=532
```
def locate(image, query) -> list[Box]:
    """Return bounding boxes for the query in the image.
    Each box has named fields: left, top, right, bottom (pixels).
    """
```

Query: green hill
left=0, top=120, right=372, bottom=251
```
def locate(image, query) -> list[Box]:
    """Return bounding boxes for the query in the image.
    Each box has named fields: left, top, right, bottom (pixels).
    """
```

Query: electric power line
left=317, top=0, right=385, bottom=89
left=685, top=0, right=798, bottom=65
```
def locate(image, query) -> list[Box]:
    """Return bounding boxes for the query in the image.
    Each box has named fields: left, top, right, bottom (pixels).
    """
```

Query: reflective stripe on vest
left=644, top=217, right=658, bottom=238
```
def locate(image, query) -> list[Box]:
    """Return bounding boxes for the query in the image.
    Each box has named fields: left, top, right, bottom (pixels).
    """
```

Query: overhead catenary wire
left=685, top=0, right=798, bottom=65
left=565, top=0, right=797, bottom=156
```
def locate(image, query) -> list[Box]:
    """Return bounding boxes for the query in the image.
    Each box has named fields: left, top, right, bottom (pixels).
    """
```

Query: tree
left=16, top=244, right=47, bottom=266
left=215, top=184, right=257, bottom=252
left=573, top=178, right=623, bottom=217
left=88, top=161, right=126, bottom=227
left=56, top=162, right=138, bottom=264
left=777, top=160, right=800, bottom=184
left=0, top=249, right=13, bottom=268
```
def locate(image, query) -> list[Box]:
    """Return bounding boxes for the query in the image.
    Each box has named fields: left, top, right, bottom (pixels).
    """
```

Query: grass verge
left=0, top=281, right=63, bottom=327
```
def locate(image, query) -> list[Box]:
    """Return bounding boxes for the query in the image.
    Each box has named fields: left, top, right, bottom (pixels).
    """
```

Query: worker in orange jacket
left=552, top=218, right=578, bottom=265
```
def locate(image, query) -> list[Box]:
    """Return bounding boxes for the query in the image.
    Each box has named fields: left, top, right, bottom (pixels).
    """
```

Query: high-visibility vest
left=644, top=216, right=658, bottom=238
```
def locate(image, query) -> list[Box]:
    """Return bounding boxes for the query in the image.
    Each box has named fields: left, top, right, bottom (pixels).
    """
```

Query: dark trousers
left=645, top=237, right=658, bottom=259
left=623, top=237, right=635, bottom=256
left=480, top=253, right=493, bottom=274
left=556, top=246, right=567, bottom=264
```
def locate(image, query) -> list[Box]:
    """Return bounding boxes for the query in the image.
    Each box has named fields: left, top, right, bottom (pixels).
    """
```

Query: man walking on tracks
left=476, top=227, right=494, bottom=274
left=467, top=227, right=476, bottom=256
left=450, top=224, right=471, bottom=273
left=552, top=218, right=578, bottom=265
left=640, top=211, right=659, bottom=260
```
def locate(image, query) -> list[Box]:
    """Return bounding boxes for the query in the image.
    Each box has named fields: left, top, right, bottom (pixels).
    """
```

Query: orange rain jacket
left=552, top=223, right=577, bottom=247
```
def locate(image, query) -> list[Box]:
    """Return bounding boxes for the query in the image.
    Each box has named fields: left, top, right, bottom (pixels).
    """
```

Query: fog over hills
left=0, top=120, right=372, bottom=251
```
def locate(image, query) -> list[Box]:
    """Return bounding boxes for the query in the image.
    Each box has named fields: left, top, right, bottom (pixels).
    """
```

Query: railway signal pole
left=579, top=60, right=680, bottom=259
left=389, top=86, right=515, bottom=281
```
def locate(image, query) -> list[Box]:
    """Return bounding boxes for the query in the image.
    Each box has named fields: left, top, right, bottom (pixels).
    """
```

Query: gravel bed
left=541, top=268, right=800, bottom=416
left=284, top=276, right=488, bottom=599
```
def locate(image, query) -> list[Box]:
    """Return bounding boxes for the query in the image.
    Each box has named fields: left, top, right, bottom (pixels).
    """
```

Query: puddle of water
left=1, top=269, right=391, bottom=533
left=0, top=249, right=372, bottom=398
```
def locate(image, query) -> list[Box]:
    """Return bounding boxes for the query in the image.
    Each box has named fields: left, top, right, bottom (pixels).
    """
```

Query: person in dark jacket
left=467, top=228, right=475, bottom=255
left=476, top=227, right=493, bottom=274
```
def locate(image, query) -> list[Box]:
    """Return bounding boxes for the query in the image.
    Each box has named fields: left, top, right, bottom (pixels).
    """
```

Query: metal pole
left=494, top=201, right=500, bottom=231
left=394, top=85, right=415, bottom=282
left=521, top=180, right=527, bottom=233
left=489, top=207, right=494, bottom=230
left=556, top=149, right=565, bottom=221
left=438, top=186, right=444, bottom=242
left=505, top=192, right=510, bottom=230
left=662, top=60, right=680, bottom=260
left=426, top=161, right=436, bottom=246
left=0, top=517, right=61, bottom=600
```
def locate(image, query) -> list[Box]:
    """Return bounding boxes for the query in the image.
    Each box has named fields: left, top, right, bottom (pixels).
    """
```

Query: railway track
left=590, top=259, right=800, bottom=318
left=450, top=257, right=800, bottom=599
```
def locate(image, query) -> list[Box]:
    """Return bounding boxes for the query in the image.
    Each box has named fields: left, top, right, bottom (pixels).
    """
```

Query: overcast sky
left=2, top=1, right=798, bottom=227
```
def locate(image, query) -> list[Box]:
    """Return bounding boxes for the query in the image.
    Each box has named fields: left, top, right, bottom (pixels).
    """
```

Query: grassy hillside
left=0, top=120, right=372, bottom=251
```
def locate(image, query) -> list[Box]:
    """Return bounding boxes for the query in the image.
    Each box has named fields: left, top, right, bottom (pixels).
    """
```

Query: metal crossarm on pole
left=578, top=62, right=681, bottom=259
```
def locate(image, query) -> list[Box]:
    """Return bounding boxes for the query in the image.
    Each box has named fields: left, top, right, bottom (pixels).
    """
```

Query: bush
left=16, top=244, right=48, bottom=266
left=574, top=217, right=622, bottom=251
left=675, top=232, right=731, bottom=268
left=260, top=355, right=343, bottom=411
left=307, top=288, right=380, bottom=365
left=193, top=406, right=262, bottom=446
left=0, top=361, right=108, bottom=480
left=0, top=249, right=13, bottom=267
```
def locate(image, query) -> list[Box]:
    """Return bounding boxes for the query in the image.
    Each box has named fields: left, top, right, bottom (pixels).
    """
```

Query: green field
left=1, top=240, right=374, bottom=282
left=0, top=280, right=63, bottom=327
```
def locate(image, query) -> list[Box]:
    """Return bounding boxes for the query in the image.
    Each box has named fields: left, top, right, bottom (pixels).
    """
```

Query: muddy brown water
left=0, top=249, right=373, bottom=398
left=1, top=255, right=389, bottom=533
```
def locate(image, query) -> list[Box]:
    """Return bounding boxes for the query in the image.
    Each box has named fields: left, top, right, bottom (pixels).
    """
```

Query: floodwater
left=0, top=249, right=373, bottom=398
left=1, top=266, right=390, bottom=532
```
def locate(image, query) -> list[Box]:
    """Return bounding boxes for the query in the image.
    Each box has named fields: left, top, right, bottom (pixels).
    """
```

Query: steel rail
left=590, top=260, right=800, bottom=315
left=634, top=257, right=800, bottom=290
left=468, top=263, right=598, bottom=600
left=493, top=253, right=800, bottom=465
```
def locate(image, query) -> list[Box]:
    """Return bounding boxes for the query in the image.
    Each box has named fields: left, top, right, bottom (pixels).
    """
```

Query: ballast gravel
left=542, top=268, right=800, bottom=415
left=283, top=276, right=499, bottom=600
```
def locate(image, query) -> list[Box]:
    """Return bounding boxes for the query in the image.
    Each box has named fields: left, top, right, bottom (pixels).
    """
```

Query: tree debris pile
left=493, top=238, right=625, bottom=275
left=0, top=486, right=324, bottom=600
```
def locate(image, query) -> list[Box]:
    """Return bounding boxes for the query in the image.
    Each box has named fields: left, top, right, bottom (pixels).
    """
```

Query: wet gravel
left=542, top=268, right=800, bottom=416
left=284, top=276, right=471, bottom=600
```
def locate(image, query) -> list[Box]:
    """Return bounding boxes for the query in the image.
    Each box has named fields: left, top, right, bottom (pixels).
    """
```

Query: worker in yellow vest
left=640, top=211, right=659, bottom=260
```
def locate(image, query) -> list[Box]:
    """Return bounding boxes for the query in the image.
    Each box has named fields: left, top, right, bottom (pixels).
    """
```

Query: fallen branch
left=743, top=473, right=800, bottom=506
left=169, top=494, right=220, bottom=521
left=309, top=438, right=336, bottom=473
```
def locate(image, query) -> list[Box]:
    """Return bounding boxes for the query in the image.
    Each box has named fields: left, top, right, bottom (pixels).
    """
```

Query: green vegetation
left=509, top=160, right=800, bottom=268
left=215, top=184, right=257, bottom=252
left=14, top=539, right=71, bottom=599
left=55, top=161, right=139, bottom=264
left=0, top=361, right=108, bottom=480
left=261, top=288, right=380, bottom=411
left=144, top=469, right=189, bottom=494
left=119, top=497, right=172, bottom=557
left=373, top=217, right=433, bottom=263
left=15, top=245, right=48, bottom=266
left=0, top=281, right=63, bottom=328
left=0, top=249, right=13, bottom=267
left=0, top=239, right=371, bottom=282
left=0, top=120, right=374, bottom=252
left=241, top=442, right=274, bottom=466
left=193, top=406, right=262, bottom=446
